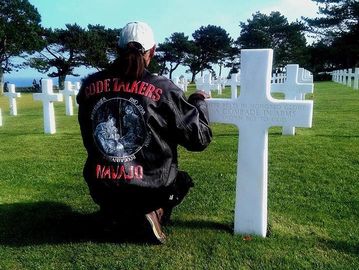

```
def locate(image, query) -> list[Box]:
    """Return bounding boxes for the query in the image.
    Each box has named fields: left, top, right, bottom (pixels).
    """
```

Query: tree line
left=0, top=0, right=358, bottom=92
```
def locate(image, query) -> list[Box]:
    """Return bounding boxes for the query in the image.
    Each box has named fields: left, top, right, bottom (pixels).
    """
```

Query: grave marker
left=33, top=79, right=63, bottom=134
left=230, top=73, right=240, bottom=99
left=202, top=73, right=214, bottom=95
left=195, top=76, right=204, bottom=90
left=347, top=69, right=353, bottom=87
left=4, top=84, right=21, bottom=116
left=342, top=70, right=347, bottom=85
left=354, top=68, right=359, bottom=90
left=179, top=76, right=188, bottom=92
left=60, top=81, right=76, bottom=115
left=298, top=68, right=313, bottom=84
left=271, top=64, right=313, bottom=135
left=206, top=49, right=313, bottom=237
left=74, top=82, right=81, bottom=107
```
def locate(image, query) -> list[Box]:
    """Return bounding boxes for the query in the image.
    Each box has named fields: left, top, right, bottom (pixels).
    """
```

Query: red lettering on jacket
left=103, top=79, right=111, bottom=92
left=96, top=164, right=143, bottom=181
left=130, top=81, right=141, bottom=94
left=96, top=81, right=103, bottom=94
left=84, top=78, right=163, bottom=101
left=152, top=88, right=162, bottom=101
left=144, top=84, right=155, bottom=97
left=138, top=82, right=148, bottom=95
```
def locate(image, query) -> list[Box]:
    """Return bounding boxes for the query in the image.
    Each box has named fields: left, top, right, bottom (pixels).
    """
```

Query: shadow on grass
left=318, top=238, right=359, bottom=256
left=0, top=201, right=150, bottom=246
left=0, top=201, right=232, bottom=246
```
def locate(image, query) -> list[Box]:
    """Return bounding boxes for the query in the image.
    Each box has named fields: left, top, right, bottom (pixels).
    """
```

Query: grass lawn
left=0, top=81, right=358, bottom=269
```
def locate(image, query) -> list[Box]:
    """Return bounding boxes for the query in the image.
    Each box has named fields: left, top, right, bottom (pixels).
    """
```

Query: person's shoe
left=145, top=209, right=166, bottom=244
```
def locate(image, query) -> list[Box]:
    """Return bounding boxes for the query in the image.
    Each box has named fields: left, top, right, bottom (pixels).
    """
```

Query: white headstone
left=342, top=69, right=347, bottom=85
left=298, top=68, right=313, bottom=84
left=179, top=76, right=188, bottom=92
left=217, top=77, right=227, bottom=92
left=230, top=73, right=240, bottom=99
left=195, top=76, right=204, bottom=90
left=202, top=73, right=213, bottom=95
left=4, top=84, right=21, bottom=116
left=347, top=69, right=353, bottom=87
left=33, top=79, right=63, bottom=134
left=172, top=76, right=185, bottom=92
left=271, top=64, right=314, bottom=135
left=354, top=68, right=359, bottom=90
left=74, top=82, right=81, bottom=107
left=60, top=81, right=76, bottom=116
left=206, top=49, right=313, bottom=237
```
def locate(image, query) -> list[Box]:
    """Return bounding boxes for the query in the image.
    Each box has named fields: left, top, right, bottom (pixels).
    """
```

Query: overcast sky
left=8, top=0, right=320, bottom=80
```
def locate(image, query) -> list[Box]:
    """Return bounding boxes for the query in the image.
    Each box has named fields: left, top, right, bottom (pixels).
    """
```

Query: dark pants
left=95, top=171, right=194, bottom=220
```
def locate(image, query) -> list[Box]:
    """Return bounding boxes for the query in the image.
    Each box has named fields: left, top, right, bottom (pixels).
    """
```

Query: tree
left=156, top=32, right=191, bottom=79
left=307, top=41, right=336, bottom=74
left=223, top=46, right=241, bottom=78
left=148, top=54, right=167, bottom=75
left=303, top=0, right=359, bottom=68
left=183, top=40, right=207, bottom=83
left=303, top=0, right=359, bottom=39
left=237, top=11, right=309, bottom=68
left=184, top=25, right=234, bottom=82
left=28, top=24, right=87, bottom=89
left=0, top=0, right=44, bottom=94
left=82, top=25, right=120, bottom=71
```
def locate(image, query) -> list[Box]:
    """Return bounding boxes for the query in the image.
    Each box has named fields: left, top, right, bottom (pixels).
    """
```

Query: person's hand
left=195, top=90, right=211, bottom=99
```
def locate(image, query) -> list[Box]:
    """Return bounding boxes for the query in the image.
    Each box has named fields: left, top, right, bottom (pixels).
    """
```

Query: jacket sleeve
left=168, top=91, right=212, bottom=151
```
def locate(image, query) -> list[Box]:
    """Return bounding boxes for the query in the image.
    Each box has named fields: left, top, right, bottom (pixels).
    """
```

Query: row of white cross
left=331, top=68, right=359, bottom=89
left=1, top=84, right=21, bottom=127
left=194, top=64, right=314, bottom=136
left=172, top=76, right=189, bottom=92
left=195, top=73, right=240, bottom=96
left=0, top=80, right=80, bottom=133
left=271, top=65, right=314, bottom=135
left=272, top=66, right=313, bottom=85
left=1, top=49, right=313, bottom=238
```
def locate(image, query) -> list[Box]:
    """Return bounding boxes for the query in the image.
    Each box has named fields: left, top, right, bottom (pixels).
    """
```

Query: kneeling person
left=77, top=21, right=212, bottom=244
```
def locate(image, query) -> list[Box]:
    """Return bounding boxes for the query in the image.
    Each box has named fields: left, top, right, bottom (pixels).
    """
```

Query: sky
left=6, top=0, right=320, bottom=83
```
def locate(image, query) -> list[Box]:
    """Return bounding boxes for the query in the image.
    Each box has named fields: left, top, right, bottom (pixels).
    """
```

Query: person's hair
left=111, top=42, right=146, bottom=81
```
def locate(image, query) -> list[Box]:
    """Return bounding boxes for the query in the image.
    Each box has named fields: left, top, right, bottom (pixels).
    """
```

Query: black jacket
left=77, top=69, right=212, bottom=202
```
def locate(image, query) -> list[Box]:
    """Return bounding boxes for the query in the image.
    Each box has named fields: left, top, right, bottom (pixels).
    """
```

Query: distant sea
left=3, top=76, right=84, bottom=88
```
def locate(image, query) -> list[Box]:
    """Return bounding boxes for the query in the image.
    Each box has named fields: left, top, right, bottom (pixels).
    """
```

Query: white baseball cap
left=118, top=21, right=155, bottom=51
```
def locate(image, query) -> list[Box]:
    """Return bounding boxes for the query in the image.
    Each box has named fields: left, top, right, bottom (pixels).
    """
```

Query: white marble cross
left=298, top=68, right=313, bottom=84
left=206, top=49, right=313, bottom=237
left=60, top=81, right=76, bottom=116
left=202, top=73, right=214, bottom=95
left=172, top=76, right=185, bottom=92
left=179, top=77, right=188, bottom=92
left=354, top=68, right=359, bottom=90
left=74, top=82, right=81, bottom=107
left=347, top=69, right=353, bottom=87
left=4, top=84, right=21, bottom=116
left=342, top=70, right=347, bottom=85
left=230, top=73, right=240, bottom=99
left=33, top=79, right=63, bottom=134
left=271, top=64, right=313, bottom=135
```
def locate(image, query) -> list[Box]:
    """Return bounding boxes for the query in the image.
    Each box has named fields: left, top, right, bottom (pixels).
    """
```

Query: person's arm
left=169, top=90, right=212, bottom=151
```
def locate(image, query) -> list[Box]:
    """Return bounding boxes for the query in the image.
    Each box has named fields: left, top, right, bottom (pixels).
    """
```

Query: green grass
left=0, top=82, right=358, bottom=269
